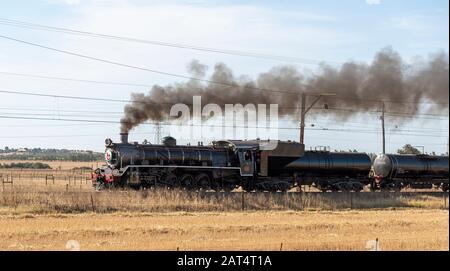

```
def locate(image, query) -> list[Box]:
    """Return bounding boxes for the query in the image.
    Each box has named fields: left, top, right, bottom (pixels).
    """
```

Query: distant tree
left=0, top=162, right=51, bottom=169
left=397, top=144, right=421, bottom=155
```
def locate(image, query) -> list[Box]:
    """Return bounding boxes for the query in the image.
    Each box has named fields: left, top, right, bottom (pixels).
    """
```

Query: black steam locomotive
left=92, top=133, right=449, bottom=192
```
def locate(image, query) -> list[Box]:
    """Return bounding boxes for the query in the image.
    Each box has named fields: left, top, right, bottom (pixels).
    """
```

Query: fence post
left=241, top=192, right=245, bottom=211
left=280, top=243, right=283, bottom=251
left=299, top=192, right=302, bottom=211
left=90, top=194, right=95, bottom=212
left=285, top=192, right=288, bottom=209
left=350, top=192, right=353, bottom=209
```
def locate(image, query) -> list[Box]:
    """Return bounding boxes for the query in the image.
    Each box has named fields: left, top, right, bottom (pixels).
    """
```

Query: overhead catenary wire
left=0, top=34, right=300, bottom=95
left=0, top=112, right=447, bottom=134
left=0, top=70, right=448, bottom=106
left=0, top=88, right=448, bottom=119
left=0, top=105, right=448, bottom=122
left=1, top=34, right=450, bottom=109
left=1, top=107, right=448, bottom=133
left=0, top=111, right=447, bottom=134
left=0, top=71, right=153, bottom=88
left=0, top=17, right=337, bottom=65
left=0, top=115, right=447, bottom=138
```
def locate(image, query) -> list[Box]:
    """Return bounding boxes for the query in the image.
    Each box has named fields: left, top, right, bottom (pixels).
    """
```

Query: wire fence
left=0, top=189, right=448, bottom=213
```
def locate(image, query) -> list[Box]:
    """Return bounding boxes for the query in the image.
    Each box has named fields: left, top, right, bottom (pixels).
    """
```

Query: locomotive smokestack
left=120, top=132, right=129, bottom=144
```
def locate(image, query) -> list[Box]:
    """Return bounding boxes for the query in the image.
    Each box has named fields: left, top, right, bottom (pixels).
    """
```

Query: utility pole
left=299, top=93, right=336, bottom=144
left=381, top=102, right=386, bottom=154
left=155, top=122, right=162, bottom=144
left=300, top=93, right=306, bottom=144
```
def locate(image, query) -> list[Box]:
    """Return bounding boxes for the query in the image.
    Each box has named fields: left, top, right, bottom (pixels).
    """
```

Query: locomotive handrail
left=112, top=164, right=244, bottom=177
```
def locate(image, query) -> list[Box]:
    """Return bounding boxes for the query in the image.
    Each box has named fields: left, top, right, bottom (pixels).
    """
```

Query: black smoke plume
left=121, top=47, right=449, bottom=133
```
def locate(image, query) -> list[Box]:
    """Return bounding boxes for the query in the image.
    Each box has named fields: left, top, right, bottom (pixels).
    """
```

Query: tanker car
left=372, top=154, right=449, bottom=192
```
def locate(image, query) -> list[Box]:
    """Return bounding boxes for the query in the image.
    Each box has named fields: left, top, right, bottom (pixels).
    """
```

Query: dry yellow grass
left=0, top=169, right=448, bottom=251
left=0, top=209, right=447, bottom=251
left=1, top=187, right=448, bottom=213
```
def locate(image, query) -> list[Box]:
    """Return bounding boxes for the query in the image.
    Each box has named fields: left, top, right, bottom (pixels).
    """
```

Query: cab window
left=244, top=150, right=252, bottom=161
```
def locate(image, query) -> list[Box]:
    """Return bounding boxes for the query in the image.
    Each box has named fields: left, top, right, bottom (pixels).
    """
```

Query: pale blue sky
left=0, top=0, right=448, bottom=153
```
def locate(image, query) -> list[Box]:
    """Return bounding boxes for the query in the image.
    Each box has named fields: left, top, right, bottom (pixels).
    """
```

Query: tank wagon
left=372, top=154, right=449, bottom=191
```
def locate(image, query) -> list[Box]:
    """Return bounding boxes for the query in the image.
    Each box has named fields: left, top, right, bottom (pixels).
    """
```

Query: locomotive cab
left=236, top=148, right=255, bottom=176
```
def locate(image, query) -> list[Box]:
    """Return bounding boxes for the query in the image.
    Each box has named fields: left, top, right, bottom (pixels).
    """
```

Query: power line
left=0, top=71, right=152, bottom=88
left=281, top=104, right=448, bottom=118
left=1, top=88, right=448, bottom=119
left=304, top=135, right=449, bottom=145
left=1, top=107, right=447, bottom=132
left=0, top=115, right=447, bottom=137
left=3, top=112, right=443, bottom=134
left=0, top=17, right=336, bottom=65
left=0, top=34, right=302, bottom=95
left=0, top=106, right=447, bottom=123
left=305, top=109, right=448, bottom=120
left=0, top=110, right=447, bottom=133
left=0, top=89, right=134, bottom=103
left=328, top=96, right=449, bottom=106
left=1, top=70, right=447, bottom=106
left=0, top=112, right=121, bottom=119
left=2, top=34, right=449, bottom=108
left=0, top=107, right=123, bottom=115
left=0, top=123, right=111, bottom=128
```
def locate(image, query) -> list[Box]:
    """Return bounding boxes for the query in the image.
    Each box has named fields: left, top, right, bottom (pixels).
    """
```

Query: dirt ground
left=0, top=209, right=447, bottom=251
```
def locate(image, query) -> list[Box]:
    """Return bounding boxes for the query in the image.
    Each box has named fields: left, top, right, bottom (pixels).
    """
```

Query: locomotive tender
left=92, top=133, right=449, bottom=192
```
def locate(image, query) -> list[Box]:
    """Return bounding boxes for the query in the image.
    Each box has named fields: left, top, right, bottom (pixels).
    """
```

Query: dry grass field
left=0, top=161, right=448, bottom=251
left=0, top=187, right=448, bottom=251
left=0, top=209, right=447, bottom=251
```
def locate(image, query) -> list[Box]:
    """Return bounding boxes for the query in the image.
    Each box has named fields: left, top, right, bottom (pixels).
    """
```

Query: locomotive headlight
left=105, top=138, right=113, bottom=146
left=105, top=149, right=116, bottom=164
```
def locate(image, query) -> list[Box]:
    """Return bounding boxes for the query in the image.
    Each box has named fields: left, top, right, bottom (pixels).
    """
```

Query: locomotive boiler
left=372, top=154, right=449, bottom=191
